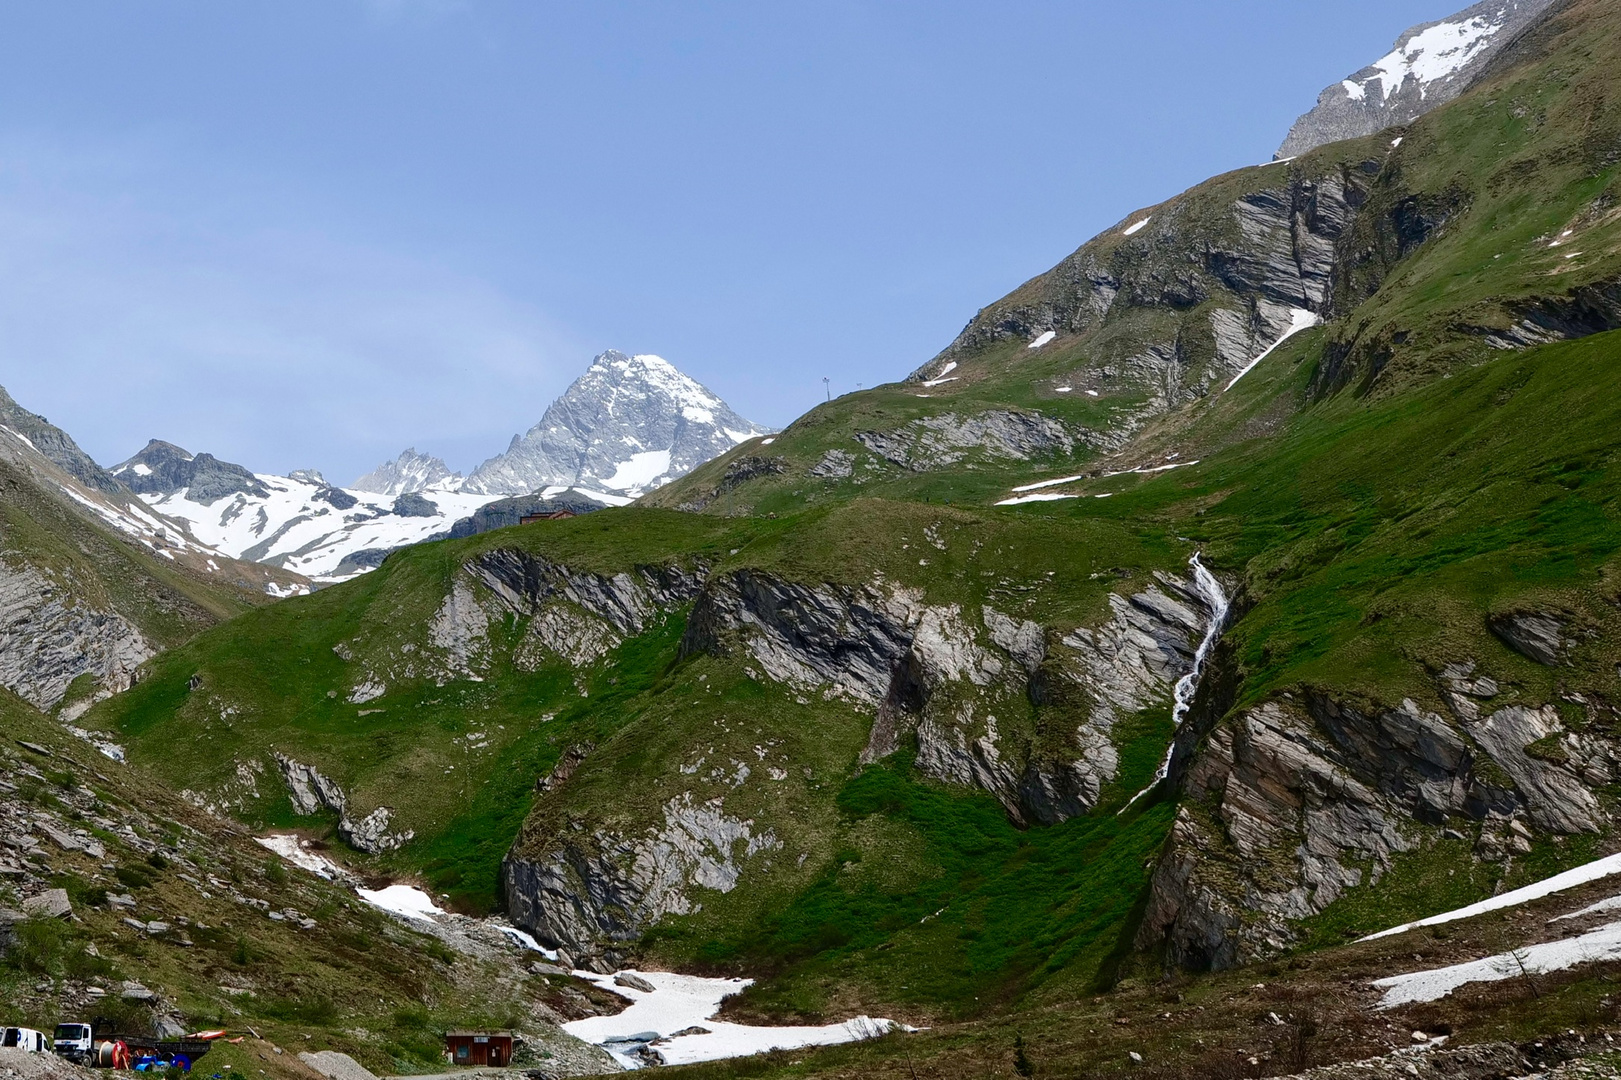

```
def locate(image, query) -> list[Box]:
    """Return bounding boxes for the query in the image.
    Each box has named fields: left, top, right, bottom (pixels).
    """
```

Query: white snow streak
left=1373, top=921, right=1621, bottom=1008
left=1361, top=852, right=1621, bottom=941
left=1224, top=308, right=1321, bottom=391
left=1028, top=330, right=1057, bottom=349
left=1122, top=217, right=1150, bottom=236
left=995, top=492, right=1078, bottom=506
left=1011, top=473, right=1089, bottom=493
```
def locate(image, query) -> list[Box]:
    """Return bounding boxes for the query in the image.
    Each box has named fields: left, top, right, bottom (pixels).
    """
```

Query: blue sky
left=0, top=0, right=1464, bottom=481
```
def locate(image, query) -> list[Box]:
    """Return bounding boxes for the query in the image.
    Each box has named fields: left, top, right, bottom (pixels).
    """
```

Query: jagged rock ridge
left=351, top=447, right=461, bottom=496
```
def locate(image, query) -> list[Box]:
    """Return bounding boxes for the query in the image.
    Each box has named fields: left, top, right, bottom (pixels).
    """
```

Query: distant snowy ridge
left=106, top=351, right=763, bottom=584
left=114, top=441, right=515, bottom=583
left=1277, top=0, right=1556, bottom=158
left=461, top=350, right=770, bottom=498
left=352, top=447, right=460, bottom=496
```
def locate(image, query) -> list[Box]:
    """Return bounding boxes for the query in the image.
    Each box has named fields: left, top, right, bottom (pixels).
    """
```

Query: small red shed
left=444, top=1031, right=515, bottom=1067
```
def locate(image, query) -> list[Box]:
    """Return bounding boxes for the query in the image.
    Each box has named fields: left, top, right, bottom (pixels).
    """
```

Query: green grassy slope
left=78, top=0, right=1621, bottom=1042
left=0, top=690, right=603, bottom=1079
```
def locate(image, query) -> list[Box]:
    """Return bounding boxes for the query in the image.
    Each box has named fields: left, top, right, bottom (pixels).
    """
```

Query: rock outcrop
left=1138, top=681, right=1615, bottom=970
left=1488, top=610, right=1569, bottom=666
left=507, top=563, right=1224, bottom=955
left=0, top=561, right=154, bottom=714
left=505, top=792, right=781, bottom=962
left=274, top=754, right=413, bottom=854
left=471, top=548, right=707, bottom=672
left=855, top=410, right=1079, bottom=471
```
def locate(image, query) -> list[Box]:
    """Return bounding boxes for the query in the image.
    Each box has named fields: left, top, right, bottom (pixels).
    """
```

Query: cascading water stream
left=1121, top=553, right=1231, bottom=812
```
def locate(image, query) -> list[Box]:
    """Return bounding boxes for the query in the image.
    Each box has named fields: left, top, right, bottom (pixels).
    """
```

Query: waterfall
left=1121, top=553, right=1231, bottom=812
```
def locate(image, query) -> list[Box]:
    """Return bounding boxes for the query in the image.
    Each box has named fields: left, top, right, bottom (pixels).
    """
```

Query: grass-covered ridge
left=69, top=0, right=1621, bottom=1045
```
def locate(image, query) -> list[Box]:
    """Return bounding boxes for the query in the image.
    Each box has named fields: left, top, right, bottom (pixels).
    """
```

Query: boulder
left=120, top=980, right=157, bottom=1002
left=0, top=907, right=23, bottom=956
left=613, top=972, right=656, bottom=993
left=22, top=888, right=71, bottom=919
left=1489, top=611, right=1568, bottom=666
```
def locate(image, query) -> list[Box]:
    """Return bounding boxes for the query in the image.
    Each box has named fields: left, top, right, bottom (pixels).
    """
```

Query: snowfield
left=1374, top=920, right=1621, bottom=1008
left=140, top=474, right=510, bottom=582
left=1350, top=11, right=1507, bottom=103
left=565, top=969, right=900, bottom=1068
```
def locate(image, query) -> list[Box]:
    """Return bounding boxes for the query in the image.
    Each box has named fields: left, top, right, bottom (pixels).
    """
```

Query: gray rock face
left=273, top=753, right=413, bottom=854
left=809, top=450, right=855, bottom=479
left=112, top=440, right=269, bottom=501
left=351, top=448, right=459, bottom=496
left=0, top=384, right=124, bottom=493
left=682, top=570, right=918, bottom=708
left=1481, top=278, right=1621, bottom=352
left=472, top=548, right=706, bottom=639
left=276, top=753, right=349, bottom=817
left=1277, top=0, right=1557, bottom=159
left=1462, top=704, right=1600, bottom=834
left=462, top=351, right=769, bottom=497
left=473, top=548, right=709, bottom=632
left=508, top=563, right=1224, bottom=957
left=1488, top=610, right=1568, bottom=666
left=912, top=166, right=1363, bottom=444
left=391, top=492, right=439, bottom=518
left=505, top=792, right=781, bottom=957
left=686, top=566, right=1215, bottom=823
left=340, top=806, right=414, bottom=854
left=1139, top=684, right=1614, bottom=970
left=0, top=561, right=154, bottom=712
left=464, top=549, right=706, bottom=677
left=444, top=492, right=603, bottom=539
left=856, top=410, right=1077, bottom=471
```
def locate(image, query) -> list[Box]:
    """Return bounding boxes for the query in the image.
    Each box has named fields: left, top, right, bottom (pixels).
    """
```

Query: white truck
left=52, top=1023, right=94, bottom=1063
left=1, top=1027, right=50, bottom=1053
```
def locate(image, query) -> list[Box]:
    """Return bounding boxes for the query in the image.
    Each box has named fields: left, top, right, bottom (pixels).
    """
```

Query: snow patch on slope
left=140, top=473, right=507, bottom=583
left=1374, top=921, right=1621, bottom=1007
left=1361, top=852, right=1621, bottom=941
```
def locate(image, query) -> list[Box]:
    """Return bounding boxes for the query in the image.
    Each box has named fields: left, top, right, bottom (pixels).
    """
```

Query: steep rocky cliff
left=501, top=553, right=1221, bottom=962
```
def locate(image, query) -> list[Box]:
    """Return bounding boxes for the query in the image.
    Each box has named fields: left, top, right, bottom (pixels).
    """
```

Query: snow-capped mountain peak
left=1277, top=0, right=1556, bottom=158
left=352, top=448, right=461, bottom=497
left=460, top=350, right=770, bottom=498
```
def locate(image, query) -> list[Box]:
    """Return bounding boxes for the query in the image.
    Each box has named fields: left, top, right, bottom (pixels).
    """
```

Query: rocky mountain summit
left=1277, top=0, right=1556, bottom=158
left=351, top=447, right=460, bottom=497
left=462, top=351, right=770, bottom=498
